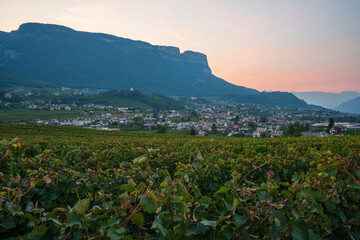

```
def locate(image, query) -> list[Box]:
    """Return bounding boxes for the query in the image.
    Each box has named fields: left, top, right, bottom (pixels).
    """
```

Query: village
left=27, top=102, right=360, bottom=137
left=1, top=88, right=360, bottom=137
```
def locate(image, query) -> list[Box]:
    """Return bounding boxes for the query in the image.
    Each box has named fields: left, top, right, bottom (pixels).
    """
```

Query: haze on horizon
left=1, top=0, right=359, bottom=93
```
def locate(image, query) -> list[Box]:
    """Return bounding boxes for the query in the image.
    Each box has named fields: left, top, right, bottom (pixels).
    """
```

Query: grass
left=0, top=109, right=85, bottom=123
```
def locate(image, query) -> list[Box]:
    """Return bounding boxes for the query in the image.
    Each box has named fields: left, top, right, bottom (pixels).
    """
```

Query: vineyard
left=0, top=124, right=359, bottom=239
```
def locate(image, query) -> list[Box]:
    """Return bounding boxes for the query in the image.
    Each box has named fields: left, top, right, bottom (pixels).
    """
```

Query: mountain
left=292, top=91, right=360, bottom=109
left=221, top=91, right=321, bottom=109
left=0, top=67, right=56, bottom=88
left=0, top=23, right=257, bottom=96
left=0, top=23, right=321, bottom=109
left=335, top=97, right=360, bottom=114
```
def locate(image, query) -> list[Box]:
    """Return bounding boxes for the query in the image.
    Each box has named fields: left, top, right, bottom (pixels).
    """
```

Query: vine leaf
left=140, top=195, right=157, bottom=213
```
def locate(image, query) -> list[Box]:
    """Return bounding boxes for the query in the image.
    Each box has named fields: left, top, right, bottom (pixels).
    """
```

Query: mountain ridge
left=0, top=22, right=318, bottom=109
left=1, top=22, right=254, bottom=96
left=292, top=91, right=360, bottom=109
left=335, top=96, right=360, bottom=114
left=221, top=91, right=321, bottom=109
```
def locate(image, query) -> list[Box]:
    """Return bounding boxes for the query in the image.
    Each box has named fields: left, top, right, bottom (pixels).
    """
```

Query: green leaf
left=2, top=215, right=16, bottom=229
left=107, top=227, right=121, bottom=240
left=74, top=198, right=90, bottom=214
left=25, top=202, right=34, bottom=212
left=222, top=227, right=234, bottom=239
left=30, top=224, right=49, bottom=237
left=308, top=229, right=320, bottom=240
left=66, top=212, right=81, bottom=227
left=274, top=217, right=281, bottom=227
left=133, top=156, right=147, bottom=164
left=185, top=222, right=209, bottom=237
left=200, top=219, right=216, bottom=228
left=140, top=195, right=157, bottom=213
left=351, top=168, right=360, bottom=180
left=136, top=182, right=145, bottom=192
left=292, top=172, right=300, bottom=183
left=292, top=223, right=307, bottom=240
left=337, top=208, right=346, bottom=222
left=20, top=213, right=35, bottom=221
left=272, top=223, right=285, bottom=240
left=131, top=212, right=144, bottom=227
left=216, top=185, right=230, bottom=194
left=122, top=235, right=134, bottom=240
left=107, top=216, right=120, bottom=227
left=232, top=198, right=239, bottom=212
left=160, top=180, right=168, bottom=188
left=125, top=179, right=136, bottom=193
left=116, top=227, right=126, bottom=235
left=152, top=217, right=168, bottom=237
left=199, top=196, right=214, bottom=207
left=72, top=230, right=83, bottom=240
left=258, top=191, right=267, bottom=200
left=48, top=218, right=62, bottom=226
left=233, top=214, right=246, bottom=224
left=197, top=147, right=203, bottom=161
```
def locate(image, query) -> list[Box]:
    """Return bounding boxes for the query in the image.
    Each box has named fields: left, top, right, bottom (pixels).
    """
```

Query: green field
left=0, top=109, right=86, bottom=123
left=0, top=124, right=359, bottom=239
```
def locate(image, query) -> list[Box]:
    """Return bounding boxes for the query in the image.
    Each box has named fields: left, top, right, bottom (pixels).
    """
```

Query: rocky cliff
left=1, top=23, right=248, bottom=96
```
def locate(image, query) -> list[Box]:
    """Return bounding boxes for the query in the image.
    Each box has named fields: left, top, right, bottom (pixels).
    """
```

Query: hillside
left=221, top=91, right=321, bottom=109
left=335, top=96, right=360, bottom=114
left=55, top=89, right=184, bottom=110
left=0, top=23, right=257, bottom=96
left=0, top=68, right=54, bottom=88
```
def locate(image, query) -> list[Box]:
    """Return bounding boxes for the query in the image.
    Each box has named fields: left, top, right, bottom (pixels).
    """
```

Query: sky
left=1, top=0, right=360, bottom=93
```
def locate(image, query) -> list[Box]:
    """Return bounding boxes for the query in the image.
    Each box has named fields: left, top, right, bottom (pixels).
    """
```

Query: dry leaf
left=15, top=187, right=22, bottom=203
left=354, top=180, right=360, bottom=186
left=266, top=170, right=275, bottom=180
left=43, top=176, right=52, bottom=185
left=15, top=175, right=21, bottom=184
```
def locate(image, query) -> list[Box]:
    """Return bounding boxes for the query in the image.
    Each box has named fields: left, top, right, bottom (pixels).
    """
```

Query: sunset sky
left=1, top=0, right=359, bottom=93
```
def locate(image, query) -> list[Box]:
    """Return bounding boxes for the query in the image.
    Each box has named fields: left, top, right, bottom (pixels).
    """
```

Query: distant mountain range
left=293, top=91, right=360, bottom=110
left=335, top=97, right=360, bottom=114
left=0, top=22, right=318, bottom=109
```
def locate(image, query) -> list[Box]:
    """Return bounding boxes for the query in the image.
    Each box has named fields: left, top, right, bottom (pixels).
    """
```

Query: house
left=271, top=131, right=283, bottom=138
left=252, top=131, right=260, bottom=138
left=4, top=92, right=12, bottom=98
left=310, top=123, right=328, bottom=131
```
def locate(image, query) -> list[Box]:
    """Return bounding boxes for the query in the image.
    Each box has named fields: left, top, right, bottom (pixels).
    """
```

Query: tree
left=283, top=122, right=306, bottom=137
left=248, top=122, right=257, bottom=132
left=211, top=123, right=217, bottom=134
left=260, top=115, right=267, bottom=123
left=157, top=124, right=167, bottom=133
left=189, top=126, right=197, bottom=135
left=234, top=115, right=240, bottom=124
left=188, top=110, right=198, bottom=118
left=260, top=132, right=268, bottom=138
left=327, top=117, right=334, bottom=133
left=233, top=132, right=245, bottom=138
left=133, top=117, right=145, bottom=127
